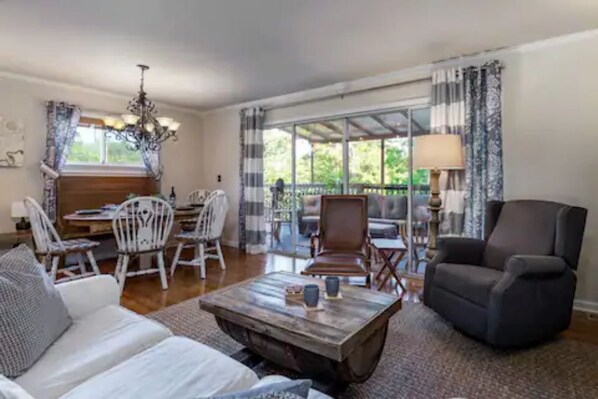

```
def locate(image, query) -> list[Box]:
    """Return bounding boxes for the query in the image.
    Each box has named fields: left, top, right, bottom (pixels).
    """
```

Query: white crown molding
left=201, top=28, right=598, bottom=117
left=0, top=69, right=203, bottom=117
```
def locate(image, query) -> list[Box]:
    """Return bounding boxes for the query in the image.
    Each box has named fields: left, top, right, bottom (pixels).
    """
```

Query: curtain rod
left=262, top=76, right=430, bottom=111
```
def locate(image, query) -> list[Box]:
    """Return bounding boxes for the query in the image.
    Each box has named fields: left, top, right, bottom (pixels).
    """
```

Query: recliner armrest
left=504, top=255, right=568, bottom=277
left=431, top=237, right=486, bottom=266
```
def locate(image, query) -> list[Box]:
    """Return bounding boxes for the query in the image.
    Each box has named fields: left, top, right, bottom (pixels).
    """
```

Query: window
left=66, top=118, right=143, bottom=167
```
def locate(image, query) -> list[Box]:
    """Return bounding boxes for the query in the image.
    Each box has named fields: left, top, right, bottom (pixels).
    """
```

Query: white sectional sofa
left=10, top=276, right=330, bottom=399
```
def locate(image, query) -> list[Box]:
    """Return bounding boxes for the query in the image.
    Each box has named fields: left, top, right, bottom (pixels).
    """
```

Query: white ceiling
left=0, top=0, right=597, bottom=111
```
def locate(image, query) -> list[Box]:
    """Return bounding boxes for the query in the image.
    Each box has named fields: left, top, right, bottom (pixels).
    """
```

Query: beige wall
left=0, top=76, right=203, bottom=234
left=201, top=80, right=432, bottom=246
left=500, top=35, right=598, bottom=306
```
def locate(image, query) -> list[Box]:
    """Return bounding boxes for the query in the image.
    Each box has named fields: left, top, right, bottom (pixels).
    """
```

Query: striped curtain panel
left=239, top=107, right=267, bottom=254
left=463, top=61, right=504, bottom=238
left=430, top=68, right=466, bottom=236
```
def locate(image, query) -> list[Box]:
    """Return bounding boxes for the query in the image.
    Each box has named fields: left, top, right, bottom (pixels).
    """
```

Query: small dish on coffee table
left=324, top=292, right=343, bottom=300
left=303, top=302, right=325, bottom=312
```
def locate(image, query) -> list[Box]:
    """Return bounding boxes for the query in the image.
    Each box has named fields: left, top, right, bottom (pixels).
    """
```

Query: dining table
left=63, top=206, right=202, bottom=269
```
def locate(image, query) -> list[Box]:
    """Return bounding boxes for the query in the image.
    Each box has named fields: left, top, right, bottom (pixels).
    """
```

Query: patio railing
left=265, top=183, right=430, bottom=216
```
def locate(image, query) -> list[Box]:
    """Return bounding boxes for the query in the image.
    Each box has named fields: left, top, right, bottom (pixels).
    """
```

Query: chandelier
left=103, top=65, right=180, bottom=152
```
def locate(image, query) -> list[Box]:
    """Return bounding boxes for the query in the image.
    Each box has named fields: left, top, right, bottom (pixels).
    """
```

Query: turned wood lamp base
left=426, top=168, right=442, bottom=260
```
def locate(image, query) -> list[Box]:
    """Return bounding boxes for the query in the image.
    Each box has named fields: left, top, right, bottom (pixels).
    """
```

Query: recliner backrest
left=483, top=200, right=587, bottom=270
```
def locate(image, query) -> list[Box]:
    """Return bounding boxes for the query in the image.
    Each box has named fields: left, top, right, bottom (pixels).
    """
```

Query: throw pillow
left=251, top=393, right=304, bottom=399
left=0, top=375, right=35, bottom=399
left=0, top=245, right=72, bottom=378
left=210, top=379, right=312, bottom=399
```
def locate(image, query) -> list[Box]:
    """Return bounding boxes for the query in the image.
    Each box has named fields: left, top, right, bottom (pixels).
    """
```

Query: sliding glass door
left=263, top=126, right=294, bottom=254
left=263, top=105, right=432, bottom=275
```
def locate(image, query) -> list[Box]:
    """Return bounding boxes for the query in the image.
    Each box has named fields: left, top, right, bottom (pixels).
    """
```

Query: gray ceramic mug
left=303, top=284, right=320, bottom=308
left=325, top=276, right=340, bottom=297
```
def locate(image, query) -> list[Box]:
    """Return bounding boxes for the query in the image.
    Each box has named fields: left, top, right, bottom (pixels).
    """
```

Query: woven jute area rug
left=148, top=298, right=598, bottom=399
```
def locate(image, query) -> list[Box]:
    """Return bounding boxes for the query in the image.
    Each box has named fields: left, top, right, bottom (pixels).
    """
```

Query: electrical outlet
left=217, top=174, right=222, bottom=182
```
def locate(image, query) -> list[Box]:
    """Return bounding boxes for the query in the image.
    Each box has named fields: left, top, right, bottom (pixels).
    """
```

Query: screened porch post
left=380, top=138, right=385, bottom=193
left=310, top=143, right=314, bottom=184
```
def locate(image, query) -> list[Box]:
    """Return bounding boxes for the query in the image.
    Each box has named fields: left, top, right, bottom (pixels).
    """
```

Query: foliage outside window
left=263, top=129, right=429, bottom=187
left=67, top=122, right=143, bottom=166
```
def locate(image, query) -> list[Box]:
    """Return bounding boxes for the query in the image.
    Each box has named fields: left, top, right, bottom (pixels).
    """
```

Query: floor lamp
left=413, top=135, right=464, bottom=259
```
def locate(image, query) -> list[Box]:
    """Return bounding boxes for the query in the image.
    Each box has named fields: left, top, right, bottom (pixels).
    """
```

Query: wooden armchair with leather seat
left=301, top=195, right=371, bottom=288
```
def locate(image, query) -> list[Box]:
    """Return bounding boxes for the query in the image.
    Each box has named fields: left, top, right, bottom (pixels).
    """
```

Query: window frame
left=63, top=116, right=147, bottom=176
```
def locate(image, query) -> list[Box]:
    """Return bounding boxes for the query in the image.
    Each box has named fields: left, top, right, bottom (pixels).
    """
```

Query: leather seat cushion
left=433, top=263, right=503, bottom=307
left=304, top=254, right=368, bottom=276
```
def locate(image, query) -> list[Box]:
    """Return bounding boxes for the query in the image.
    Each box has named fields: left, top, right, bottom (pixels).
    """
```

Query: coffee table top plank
left=249, top=277, right=385, bottom=317
left=199, top=272, right=401, bottom=361
left=242, top=280, right=381, bottom=332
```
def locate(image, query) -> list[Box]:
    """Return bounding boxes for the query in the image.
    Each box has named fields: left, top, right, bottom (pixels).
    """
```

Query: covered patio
left=263, top=108, right=432, bottom=268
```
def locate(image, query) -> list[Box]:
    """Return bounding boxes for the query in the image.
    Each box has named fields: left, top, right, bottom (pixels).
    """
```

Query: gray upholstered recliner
left=424, top=200, right=587, bottom=347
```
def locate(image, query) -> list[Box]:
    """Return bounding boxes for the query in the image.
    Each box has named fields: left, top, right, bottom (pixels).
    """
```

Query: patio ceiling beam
left=281, top=126, right=320, bottom=143
left=348, top=119, right=375, bottom=136
left=301, top=125, right=332, bottom=141
left=350, top=133, right=400, bottom=142
left=319, top=122, right=342, bottom=134
left=371, top=115, right=401, bottom=136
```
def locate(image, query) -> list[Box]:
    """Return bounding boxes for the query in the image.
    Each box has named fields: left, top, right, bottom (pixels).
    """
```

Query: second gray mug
left=325, top=276, right=340, bottom=297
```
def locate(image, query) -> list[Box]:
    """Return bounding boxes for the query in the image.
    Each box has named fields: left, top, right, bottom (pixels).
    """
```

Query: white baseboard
left=221, top=240, right=239, bottom=248
left=573, top=300, right=598, bottom=314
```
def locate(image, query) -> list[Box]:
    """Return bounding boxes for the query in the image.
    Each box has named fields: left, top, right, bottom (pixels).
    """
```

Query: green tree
left=263, top=128, right=429, bottom=190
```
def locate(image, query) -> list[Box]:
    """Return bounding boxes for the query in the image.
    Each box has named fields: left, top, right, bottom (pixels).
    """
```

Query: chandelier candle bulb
left=157, top=117, right=174, bottom=128
left=169, top=121, right=181, bottom=131
left=103, top=117, right=116, bottom=128
left=122, top=114, right=140, bottom=125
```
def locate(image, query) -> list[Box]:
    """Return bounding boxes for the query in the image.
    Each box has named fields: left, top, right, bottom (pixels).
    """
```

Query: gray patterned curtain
left=430, top=68, right=466, bottom=236
left=463, top=61, right=504, bottom=238
left=239, top=107, right=267, bottom=254
left=42, top=101, right=81, bottom=222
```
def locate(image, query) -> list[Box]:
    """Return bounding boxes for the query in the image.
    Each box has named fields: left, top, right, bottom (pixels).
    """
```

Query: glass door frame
left=264, top=99, right=430, bottom=267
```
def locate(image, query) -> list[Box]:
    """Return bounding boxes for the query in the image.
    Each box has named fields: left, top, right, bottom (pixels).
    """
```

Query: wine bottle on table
left=169, top=187, right=176, bottom=209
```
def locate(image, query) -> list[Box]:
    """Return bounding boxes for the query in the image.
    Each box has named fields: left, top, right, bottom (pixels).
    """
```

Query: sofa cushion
left=16, top=305, right=171, bottom=399
left=368, top=222, right=398, bottom=239
left=383, top=195, right=407, bottom=220
left=434, top=263, right=503, bottom=307
left=0, top=245, right=72, bottom=378
left=367, top=194, right=383, bottom=218
left=254, top=376, right=333, bottom=399
left=302, top=195, right=321, bottom=217
left=483, top=200, right=562, bottom=271
left=0, top=375, right=35, bottom=399
left=59, top=337, right=259, bottom=399
left=212, top=379, right=311, bottom=399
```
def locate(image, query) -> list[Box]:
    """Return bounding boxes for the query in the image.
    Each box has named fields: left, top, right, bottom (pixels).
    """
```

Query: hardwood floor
left=99, top=246, right=598, bottom=346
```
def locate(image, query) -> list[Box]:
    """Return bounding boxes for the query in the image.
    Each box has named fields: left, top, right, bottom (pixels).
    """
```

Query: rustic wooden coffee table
left=199, top=272, right=401, bottom=392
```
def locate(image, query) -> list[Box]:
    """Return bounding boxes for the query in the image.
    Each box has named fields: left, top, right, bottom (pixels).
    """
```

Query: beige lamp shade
left=413, top=134, right=465, bottom=170
left=11, top=201, right=28, bottom=218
